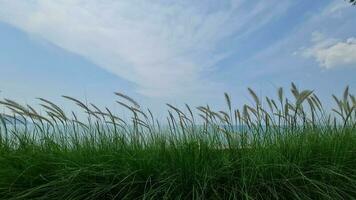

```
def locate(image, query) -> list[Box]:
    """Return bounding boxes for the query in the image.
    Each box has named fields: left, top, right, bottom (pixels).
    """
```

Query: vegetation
left=348, top=0, right=356, bottom=5
left=0, top=83, right=355, bottom=199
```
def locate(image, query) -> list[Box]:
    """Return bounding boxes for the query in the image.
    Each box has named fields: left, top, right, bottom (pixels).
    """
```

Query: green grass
left=0, top=83, right=355, bottom=199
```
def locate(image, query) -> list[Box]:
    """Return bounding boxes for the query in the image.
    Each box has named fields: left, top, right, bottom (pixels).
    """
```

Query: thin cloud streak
left=0, top=0, right=291, bottom=97
left=303, top=33, right=356, bottom=69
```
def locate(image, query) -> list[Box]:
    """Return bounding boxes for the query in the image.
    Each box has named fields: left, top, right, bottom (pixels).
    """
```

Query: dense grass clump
left=0, top=83, right=355, bottom=199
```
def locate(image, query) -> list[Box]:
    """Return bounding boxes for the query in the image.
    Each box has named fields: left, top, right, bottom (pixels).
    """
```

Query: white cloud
left=303, top=32, right=356, bottom=69
left=0, top=0, right=291, bottom=97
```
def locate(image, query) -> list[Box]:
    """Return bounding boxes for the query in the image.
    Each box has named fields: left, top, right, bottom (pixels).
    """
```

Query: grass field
left=0, top=83, right=355, bottom=199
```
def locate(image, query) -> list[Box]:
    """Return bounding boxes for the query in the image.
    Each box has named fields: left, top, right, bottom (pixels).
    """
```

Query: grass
left=0, top=83, right=355, bottom=199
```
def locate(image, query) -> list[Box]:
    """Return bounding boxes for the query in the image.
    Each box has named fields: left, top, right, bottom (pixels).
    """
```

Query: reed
left=0, top=84, right=355, bottom=199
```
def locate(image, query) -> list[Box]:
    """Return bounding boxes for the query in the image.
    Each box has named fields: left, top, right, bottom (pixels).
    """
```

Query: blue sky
left=0, top=0, right=355, bottom=115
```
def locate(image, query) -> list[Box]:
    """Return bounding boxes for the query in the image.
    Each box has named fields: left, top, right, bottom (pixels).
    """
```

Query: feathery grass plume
left=0, top=99, right=28, bottom=113
left=207, top=112, right=218, bottom=125
left=62, top=95, right=96, bottom=119
left=341, top=86, right=353, bottom=116
left=343, top=106, right=355, bottom=127
left=264, top=109, right=270, bottom=127
left=310, top=95, right=322, bottom=112
left=39, top=103, right=65, bottom=122
left=185, top=104, right=195, bottom=123
left=26, top=105, right=39, bottom=116
left=307, top=98, right=316, bottom=123
left=90, top=103, right=103, bottom=114
left=313, top=93, right=323, bottom=108
left=37, top=98, right=67, bottom=120
left=248, top=88, right=260, bottom=106
left=116, top=101, right=142, bottom=127
left=116, top=101, right=137, bottom=115
left=114, top=92, right=140, bottom=109
left=167, top=111, right=177, bottom=134
left=291, top=82, right=299, bottom=98
left=296, top=90, right=313, bottom=107
left=132, top=116, right=150, bottom=130
left=218, top=111, right=230, bottom=123
left=166, top=104, right=185, bottom=116
left=235, top=109, right=241, bottom=123
left=0, top=99, right=54, bottom=128
left=131, top=107, right=149, bottom=120
left=146, top=108, right=155, bottom=128
left=278, top=87, right=284, bottom=104
left=242, top=105, right=251, bottom=128
left=332, top=95, right=344, bottom=115
left=0, top=84, right=355, bottom=199
left=344, top=86, right=349, bottom=102
left=245, top=105, right=257, bottom=118
left=90, top=104, right=110, bottom=123
left=332, top=108, right=345, bottom=121
left=266, top=97, right=274, bottom=112
left=350, top=94, right=356, bottom=106
left=224, top=92, right=232, bottom=111
left=196, top=106, right=209, bottom=115
left=270, top=99, right=278, bottom=111
left=284, top=99, right=290, bottom=119
left=166, top=104, right=188, bottom=135
left=0, top=113, right=8, bottom=143
left=105, top=107, right=119, bottom=122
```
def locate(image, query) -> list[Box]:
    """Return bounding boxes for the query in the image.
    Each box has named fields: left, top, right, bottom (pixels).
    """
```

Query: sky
left=0, top=0, right=355, bottom=117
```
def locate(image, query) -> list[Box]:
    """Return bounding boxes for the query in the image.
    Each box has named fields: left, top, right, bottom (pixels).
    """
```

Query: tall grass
left=0, top=83, right=355, bottom=199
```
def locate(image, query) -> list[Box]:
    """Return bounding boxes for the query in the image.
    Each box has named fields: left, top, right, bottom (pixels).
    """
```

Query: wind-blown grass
left=0, top=83, right=355, bottom=199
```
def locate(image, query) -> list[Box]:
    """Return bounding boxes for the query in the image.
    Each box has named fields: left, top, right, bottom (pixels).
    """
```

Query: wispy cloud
left=303, top=32, right=356, bottom=69
left=236, top=0, right=355, bottom=76
left=0, top=0, right=291, bottom=98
